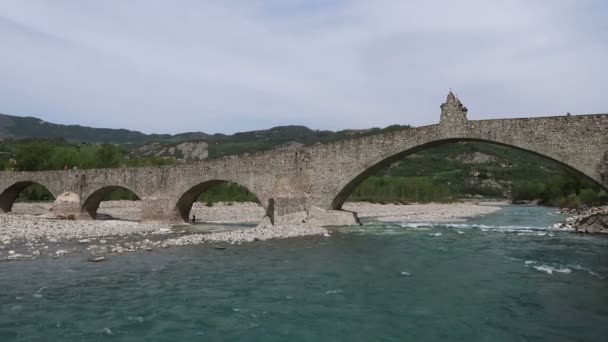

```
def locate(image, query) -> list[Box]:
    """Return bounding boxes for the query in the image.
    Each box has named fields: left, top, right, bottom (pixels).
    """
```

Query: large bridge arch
left=308, top=93, right=608, bottom=213
left=329, top=137, right=608, bottom=210
left=173, top=179, right=267, bottom=222
left=0, top=181, right=57, bottom=213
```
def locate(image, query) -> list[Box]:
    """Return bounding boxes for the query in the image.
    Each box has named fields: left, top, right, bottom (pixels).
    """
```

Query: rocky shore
left=556, top=206, right=608, bottom=234
left=11, top=201, right=268, bottom=223
left=1, top=200, right=572, bottom=262
left=343, top=201, right=505, bottom=223
left=1, top=201, right=508, bottom=262
left=0, top=201, right=325, bottom=262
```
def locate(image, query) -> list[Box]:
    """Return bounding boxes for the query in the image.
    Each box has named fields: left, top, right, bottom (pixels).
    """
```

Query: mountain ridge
left=0, top=113, right=209, bottom=144
left=0, top=113, right=410, bottom=158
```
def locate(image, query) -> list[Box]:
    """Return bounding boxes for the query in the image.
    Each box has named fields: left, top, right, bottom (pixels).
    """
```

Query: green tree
left=14, top=142, right=55, bottom=171
left=96, top=144, right=123, bottom=168
left=512, top=181, right=544, bottom=201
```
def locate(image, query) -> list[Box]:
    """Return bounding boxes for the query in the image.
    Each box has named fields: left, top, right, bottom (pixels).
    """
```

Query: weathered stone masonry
left=1, top=93, right=607, bottom=226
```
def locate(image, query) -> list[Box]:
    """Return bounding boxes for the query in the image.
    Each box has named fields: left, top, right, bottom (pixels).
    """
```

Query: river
left=1, top=205, right=607, bottom=341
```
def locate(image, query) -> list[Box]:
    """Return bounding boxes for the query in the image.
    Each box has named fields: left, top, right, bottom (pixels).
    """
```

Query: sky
left=0, top=0, right=606, bottom=134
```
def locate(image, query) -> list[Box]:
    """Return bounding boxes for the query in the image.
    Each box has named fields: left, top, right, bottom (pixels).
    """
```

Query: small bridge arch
left=81, top=185, right=142, bottom=219
left=0, top=181, right=57, bottom=213
left=174, top=179, right=266, bottom=222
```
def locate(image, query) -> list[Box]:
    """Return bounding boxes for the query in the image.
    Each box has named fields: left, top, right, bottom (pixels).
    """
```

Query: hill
left=0, top=112, right=403, bottom=143
left=0, top=113, right=210, bottom=144
left=0, top=112, right=411, bottom=158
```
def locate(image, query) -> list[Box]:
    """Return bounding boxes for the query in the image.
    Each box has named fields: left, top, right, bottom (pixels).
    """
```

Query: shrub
left=347, top=176, right=453, bottom=203
left=197, top=182, right=258, bottom=204
left=579, top=188, right=601, bottom=206
left=512, top=181, right=544, bottom=201
left=15, top=184, right=55, bottom=202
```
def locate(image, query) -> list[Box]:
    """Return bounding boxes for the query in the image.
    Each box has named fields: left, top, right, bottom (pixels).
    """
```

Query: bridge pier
left=50, top=192, right=82, bottom=219
left=269, top=196, right=307, bottom=225
left=141, top=197, right=181, bottom=222
left=269, top=196, right=360, bottom=226
left=305, top=206, right=360, bottom=226
left=49, top=193, right=180, bottom=221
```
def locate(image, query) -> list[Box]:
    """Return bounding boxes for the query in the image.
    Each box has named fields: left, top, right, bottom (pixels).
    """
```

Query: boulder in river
left=575, top=214, right=608, bottom=234
left=88, top=256, right=106, bottom=262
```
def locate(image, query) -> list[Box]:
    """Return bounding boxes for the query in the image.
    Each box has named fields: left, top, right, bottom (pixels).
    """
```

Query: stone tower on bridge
left=440, top=91, right=469, bottom=132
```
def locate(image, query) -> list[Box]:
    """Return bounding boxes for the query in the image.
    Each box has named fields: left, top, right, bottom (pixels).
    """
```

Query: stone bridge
left=1, top=93, right=607, bottom=226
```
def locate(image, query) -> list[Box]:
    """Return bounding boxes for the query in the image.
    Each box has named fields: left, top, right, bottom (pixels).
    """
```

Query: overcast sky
left=0, top=1, right=606, bottom=134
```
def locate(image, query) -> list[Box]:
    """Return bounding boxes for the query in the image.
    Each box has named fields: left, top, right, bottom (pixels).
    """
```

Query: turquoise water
left=1, top=205, right=608, bottom=341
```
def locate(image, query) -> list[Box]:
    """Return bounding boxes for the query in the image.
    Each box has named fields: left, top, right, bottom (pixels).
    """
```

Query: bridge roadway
left=1, top=93, right=607, bottom=226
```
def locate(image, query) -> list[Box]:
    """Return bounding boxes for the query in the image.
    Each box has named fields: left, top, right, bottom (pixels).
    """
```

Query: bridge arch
left=81, top=185, right=142, bottom=219
left=0, top=181, right=56, bottom=213
left=330, top=137, right=608, bottom=210
left=174, top=179, right=264, bottom=222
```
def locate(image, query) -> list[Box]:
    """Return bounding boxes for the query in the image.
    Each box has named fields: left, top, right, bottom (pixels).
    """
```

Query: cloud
left=0, top=0, right=606, bottom=134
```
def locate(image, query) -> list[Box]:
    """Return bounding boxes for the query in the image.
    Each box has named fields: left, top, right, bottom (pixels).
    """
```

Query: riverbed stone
left=575, top=214, right=608, bottom=234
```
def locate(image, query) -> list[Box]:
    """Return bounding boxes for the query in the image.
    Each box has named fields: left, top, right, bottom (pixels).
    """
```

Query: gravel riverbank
left=344, top=201, right=506, bottom=223
left=1, top=201, right=508, bottom=262
left=11, top=201, right=268, bottom=223
left=1, top=201, right=324, bottom=262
